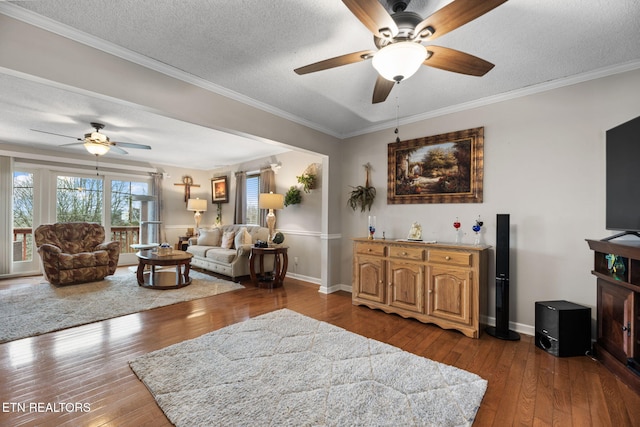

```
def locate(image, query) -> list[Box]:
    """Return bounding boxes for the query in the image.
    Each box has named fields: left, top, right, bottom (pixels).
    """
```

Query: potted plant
left=296, top=173, right=316, bottom=193
left=348, top=163, right=376, bottom=212
left=284, top=186, right=302, bottom=207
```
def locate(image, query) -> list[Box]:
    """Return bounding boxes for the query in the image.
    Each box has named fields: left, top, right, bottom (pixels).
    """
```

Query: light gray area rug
left=0, top=271, right=244, bottom=343
left=130, top=309, right=487, bottom=426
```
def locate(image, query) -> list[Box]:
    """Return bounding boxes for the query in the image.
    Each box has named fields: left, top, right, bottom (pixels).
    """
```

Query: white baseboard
left=285, top=272, right=320, bottom=285
left=319, top=283, right=352, bottom=294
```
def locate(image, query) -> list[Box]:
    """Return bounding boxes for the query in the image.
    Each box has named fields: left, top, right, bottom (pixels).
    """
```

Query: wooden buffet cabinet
left=587, top=238, right=640, bottom=393
left=352, top=238, right=490, bottom=338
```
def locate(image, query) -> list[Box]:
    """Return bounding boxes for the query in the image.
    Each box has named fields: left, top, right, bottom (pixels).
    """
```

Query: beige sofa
left=186, top=224, right=269, bottom=280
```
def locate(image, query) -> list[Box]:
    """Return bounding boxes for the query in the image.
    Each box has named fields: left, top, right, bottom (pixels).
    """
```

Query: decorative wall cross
left=174, top=175, right=200, bottom=205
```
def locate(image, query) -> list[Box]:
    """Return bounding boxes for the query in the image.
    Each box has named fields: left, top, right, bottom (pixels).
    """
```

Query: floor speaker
left=535, top=300, right=591, bottom=357
left=486, top=214, right=520, bottom=340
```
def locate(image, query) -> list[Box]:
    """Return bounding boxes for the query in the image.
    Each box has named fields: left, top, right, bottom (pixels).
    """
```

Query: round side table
left=249, top=246, right=288, bottom=288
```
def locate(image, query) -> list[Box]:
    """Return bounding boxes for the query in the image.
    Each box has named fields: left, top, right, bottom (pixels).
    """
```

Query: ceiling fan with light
left=294, top=0, right=508, bottom=103
left=31, top=122, right=151, bottom=156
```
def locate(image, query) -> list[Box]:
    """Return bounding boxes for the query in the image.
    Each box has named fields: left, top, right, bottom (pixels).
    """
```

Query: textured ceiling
left=1, top=0, right=640, bottom=169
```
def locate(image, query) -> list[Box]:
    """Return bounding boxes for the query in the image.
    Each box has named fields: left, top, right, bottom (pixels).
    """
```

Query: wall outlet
left=294, top=256, right=299, bottom=264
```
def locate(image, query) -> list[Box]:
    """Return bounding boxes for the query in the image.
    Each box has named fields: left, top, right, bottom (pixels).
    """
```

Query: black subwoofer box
left=535, top=300, right=591, bottom=357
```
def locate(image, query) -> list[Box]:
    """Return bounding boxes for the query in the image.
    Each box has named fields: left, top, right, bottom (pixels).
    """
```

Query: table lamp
left=187, top=198, right=207, bottom=234
left=259, top=192, right=284, bottom=242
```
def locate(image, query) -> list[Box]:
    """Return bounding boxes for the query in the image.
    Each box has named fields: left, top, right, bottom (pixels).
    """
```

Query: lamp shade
left=372, top=41, right=427, bottom=82
left=187, top=198, right=207, bottom=212
left=259, top=193, right=284, bottom=210
left=83, top=141, right=110, bottom=156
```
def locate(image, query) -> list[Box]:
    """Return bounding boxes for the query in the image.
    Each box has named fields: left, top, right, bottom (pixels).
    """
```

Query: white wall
left=273, top=151, right=324, bottom=282
left=340, top=68, right=640, bottom=333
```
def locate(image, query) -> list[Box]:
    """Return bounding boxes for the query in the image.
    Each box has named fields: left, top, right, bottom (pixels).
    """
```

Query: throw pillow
left=220, top=231, right=235, bottom=249
left=197, top=228, right=221, bottom=246
left=234, top=227, right=252, bottom=249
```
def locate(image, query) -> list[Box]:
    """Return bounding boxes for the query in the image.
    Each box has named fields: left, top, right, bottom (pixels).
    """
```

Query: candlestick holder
left=368, top=215, right=376, bottom=240
left=472, top=216, right=484, bottom=245
left=453, top=217, right=462, bottom=243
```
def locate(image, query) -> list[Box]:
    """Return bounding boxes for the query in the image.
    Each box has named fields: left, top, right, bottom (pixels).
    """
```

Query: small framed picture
left=211, top=176, right=228, bottom=203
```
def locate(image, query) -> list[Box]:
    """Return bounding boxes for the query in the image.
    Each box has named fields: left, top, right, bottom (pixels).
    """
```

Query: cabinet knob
left=402, top=251, right=407, bottom=255
left=445, top=256, right=451, bottom=260
left=368, top=248, right=372, bottom=252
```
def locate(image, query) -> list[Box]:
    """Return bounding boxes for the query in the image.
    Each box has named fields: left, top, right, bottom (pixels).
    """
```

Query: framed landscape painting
left=387, top=127, right=484, bottom=204
left=211, top=176, right=228, bottom=203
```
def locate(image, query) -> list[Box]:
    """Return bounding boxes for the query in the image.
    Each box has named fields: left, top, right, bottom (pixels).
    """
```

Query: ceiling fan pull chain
left=394, top=96, right=401, bottom=143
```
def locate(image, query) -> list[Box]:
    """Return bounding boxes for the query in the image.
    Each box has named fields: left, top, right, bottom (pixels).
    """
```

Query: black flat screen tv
left=606, top=115, right=640, bottom=234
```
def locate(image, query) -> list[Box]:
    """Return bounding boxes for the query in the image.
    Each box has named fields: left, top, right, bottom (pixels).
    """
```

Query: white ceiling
left=1, top=0, right=640, bottom=169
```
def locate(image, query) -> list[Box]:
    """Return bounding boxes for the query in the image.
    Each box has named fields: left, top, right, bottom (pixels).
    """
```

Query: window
left=111, top=180, right=150, bottom=253
left=56, top=175, right=103, bottom=223
left=246, top=173, right=260, bottom=225
left=13, top=171, right=34, bottom=262
left=110, top=180, right=149, bottom=226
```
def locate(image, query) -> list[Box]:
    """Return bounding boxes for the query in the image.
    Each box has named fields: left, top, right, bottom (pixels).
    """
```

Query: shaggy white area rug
left=130, top=309, right=487, bottom=426
left=0, top=271, right=243, bottom=343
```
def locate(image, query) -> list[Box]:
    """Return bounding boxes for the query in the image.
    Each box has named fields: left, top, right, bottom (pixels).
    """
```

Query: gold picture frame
left=211, top=176, right=229, bottom=203
left=387, top=127, right=484, bottom=204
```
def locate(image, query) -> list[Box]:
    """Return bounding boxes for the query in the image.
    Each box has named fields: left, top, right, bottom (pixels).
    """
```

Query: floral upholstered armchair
left=35, top=222, right=120, bottom=286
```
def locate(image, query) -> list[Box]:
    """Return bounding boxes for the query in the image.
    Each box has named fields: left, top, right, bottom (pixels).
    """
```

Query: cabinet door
left=387, top=261, right=424, bottom=313
left=427, top=266, right=471, bottom=325
left=354, top=255, right=386, bottom=303
left=597, top=279, right=635, bottom=363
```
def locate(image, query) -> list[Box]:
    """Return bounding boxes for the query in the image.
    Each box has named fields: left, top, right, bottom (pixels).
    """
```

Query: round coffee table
left=136, top=250, right=193, bottom=289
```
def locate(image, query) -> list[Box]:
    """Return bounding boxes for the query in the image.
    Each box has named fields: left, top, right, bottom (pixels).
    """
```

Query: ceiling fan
left=294, top=0, right=508, bottom=103
left=31, top=122, right=151, bottom=156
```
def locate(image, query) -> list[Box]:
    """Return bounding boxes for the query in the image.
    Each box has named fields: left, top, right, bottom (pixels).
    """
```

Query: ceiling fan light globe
left=372, top=41, right=427, bottom=82
left=84, top=141, right=110, bottom=156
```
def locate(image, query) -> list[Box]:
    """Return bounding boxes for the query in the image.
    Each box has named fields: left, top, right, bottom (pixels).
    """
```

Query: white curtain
left=150, top=172, right=165, bottom=243
left=0, top=156, right=12, bottom=274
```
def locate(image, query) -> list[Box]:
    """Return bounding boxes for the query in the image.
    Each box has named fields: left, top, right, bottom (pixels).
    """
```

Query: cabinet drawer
left=428, top=250, right=471, bottom=267
left=389, top=246, right=424, bottom=261
left=355, top=243, right=386, bottom=256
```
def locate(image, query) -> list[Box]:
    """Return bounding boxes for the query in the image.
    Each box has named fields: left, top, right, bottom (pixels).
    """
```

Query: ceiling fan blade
left=114, top=141, right=152, bottom=150
left=413, top=0, right=508, bottom=42
left=372, top=75, right=395, bottom=104
left=110, top=146, right=129, bottom=155
left=31, top=129, right=80, bottom=140
left=342, top=0, right=398, bottom=40
left=295, top=50, right=375, bottom=75
left=59, top=142, right=85, bottom=147
left=424, top=46, right=495, bottom=76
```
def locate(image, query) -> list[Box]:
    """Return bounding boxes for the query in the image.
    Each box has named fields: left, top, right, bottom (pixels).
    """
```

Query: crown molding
left=0, top=4, right=342, bottom=139
left=344, top=59, right=640, bottom=138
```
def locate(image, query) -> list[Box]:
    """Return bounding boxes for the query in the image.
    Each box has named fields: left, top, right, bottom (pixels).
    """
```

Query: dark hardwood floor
left=1, top=267, right=639, bottom=426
